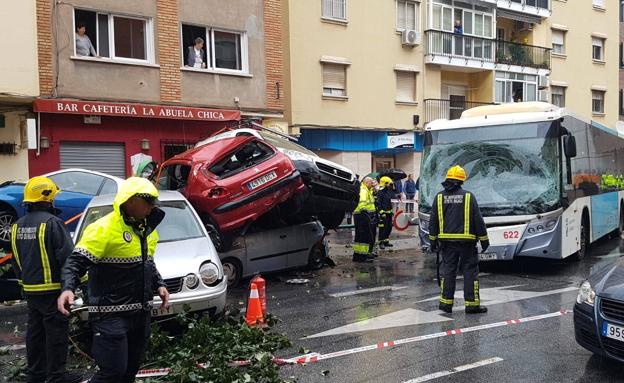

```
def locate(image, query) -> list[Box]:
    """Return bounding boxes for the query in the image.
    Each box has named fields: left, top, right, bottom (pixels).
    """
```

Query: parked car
left=219, top=220, right=328, bottom=286
left=196, top=128, right=359, bottom=229
left=73, top=191, right=227, bottom=317
left=157, top=135, right=305, bottom=251
left=574, top=257, right=624, bottom=361
left=0, top=168, right=123, bottom=248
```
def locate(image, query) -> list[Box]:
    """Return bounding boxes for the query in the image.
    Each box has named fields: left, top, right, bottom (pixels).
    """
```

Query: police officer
left=376, top=176, right=396, bottom=250
left=58, top=177, right=170, bottom=382
left=11, top=177, right=82, bottom=383
left=352, top=177, right=376, bottom=263
left=428, top=165, right=489, bottom=314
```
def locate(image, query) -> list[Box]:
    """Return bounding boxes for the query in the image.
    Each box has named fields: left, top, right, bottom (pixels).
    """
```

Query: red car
left=157, top=136, right=305, bottom=250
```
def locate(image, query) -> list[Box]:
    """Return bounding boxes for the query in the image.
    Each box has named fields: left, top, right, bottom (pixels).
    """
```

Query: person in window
left=454, top=20, right=463, bottom=34
left=186, top=37, right=206, bottom=69
left=75, top=21, right=98, bottom=57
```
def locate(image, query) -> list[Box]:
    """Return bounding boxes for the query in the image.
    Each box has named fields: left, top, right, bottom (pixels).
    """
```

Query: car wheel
left=307, top=244, right=326, bottom=270
left=318, top=211, right=346, bottom=230
left=221, top=258, right=242, bottom=287
left=0, top=209, right=16, bottom=249
left=573, top=215, right=589, bottom=261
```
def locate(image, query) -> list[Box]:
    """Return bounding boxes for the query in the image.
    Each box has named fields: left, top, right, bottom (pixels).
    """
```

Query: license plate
left=479, top=252, right=497, bottom=261
left=152, top=305, right=172, bottom=317
left=248, top=171, right=277, bottom=190
left=603, top=322, right=624, bottom=342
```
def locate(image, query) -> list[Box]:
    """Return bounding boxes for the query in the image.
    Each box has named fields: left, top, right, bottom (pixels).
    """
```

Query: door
left=60, top=142, right=126, bottom=178
left=443, top=84, right=467, bottom=120
left=244, top=227, right=289, bottom=274
left=374, top=157, right=394, bottom=172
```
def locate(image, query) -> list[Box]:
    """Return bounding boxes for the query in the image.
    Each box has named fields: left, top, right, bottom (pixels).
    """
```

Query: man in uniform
left=376, top=176, right=397, bottom=250
left=58, top=177, right=170, bottom=382
left=11, top=176, right=82, bottom=383
left=352, top=177, right=376, bottom=263
left=428, top=165, right=489, bottom=314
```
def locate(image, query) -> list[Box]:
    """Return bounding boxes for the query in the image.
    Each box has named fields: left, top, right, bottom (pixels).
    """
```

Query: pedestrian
left=393, top=178, right=403, bottom=211
left=58, top=177, right=170, bottom=383
left=352, top=177, right=377, bottom=263
left=428, top=165, right=489, bottom=314
left=404, top=174, right=417, bottom=213
left=10, top=176, right=83, bottom=383
left=376, top=176, right=396, bottom=250
left=454, top=20, right=463, bottom=34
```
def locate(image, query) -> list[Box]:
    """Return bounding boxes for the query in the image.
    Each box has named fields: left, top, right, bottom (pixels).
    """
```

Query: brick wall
left=157, top=0, right=182, bottom=103
left=37, top=0, right=53, bottom=96
left=264, top=0, right=284, bottom=111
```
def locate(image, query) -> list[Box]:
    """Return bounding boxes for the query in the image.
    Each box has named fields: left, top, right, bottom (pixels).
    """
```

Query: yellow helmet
left=380, top=176, right=393, bottom=188
left=23, top=176, right=60, bottom=204
left=446, top=165, right=467, bottom=182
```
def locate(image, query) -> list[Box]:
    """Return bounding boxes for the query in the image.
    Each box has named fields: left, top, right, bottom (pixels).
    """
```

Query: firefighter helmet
left=23, top=176, right=60, bottom=204
left=379, top=176, right=393, bottom=188
left=446, top=165, right=467, bottom=182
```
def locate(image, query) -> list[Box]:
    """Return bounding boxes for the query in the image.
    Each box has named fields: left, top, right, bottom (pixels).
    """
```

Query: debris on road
left=286, top=279, right=310, bottom=284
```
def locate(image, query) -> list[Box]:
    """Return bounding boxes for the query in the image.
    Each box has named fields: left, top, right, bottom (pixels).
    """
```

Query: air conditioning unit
left=538, top=90, right=549, bottom=102
left=402, top=29, right=421, bottom=46
left=538, top=75, right=549, bottom=89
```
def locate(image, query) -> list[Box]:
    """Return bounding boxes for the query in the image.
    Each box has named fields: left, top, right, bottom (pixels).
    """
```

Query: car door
left=243, top=227, right=289, bottom=274
left=286, top=222, right=321, bottom=268
left=48, top=171, right=106, bottom=228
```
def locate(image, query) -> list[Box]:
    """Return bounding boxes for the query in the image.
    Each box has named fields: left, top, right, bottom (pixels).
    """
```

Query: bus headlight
left=199, top=262, right=220, bottom=286
left=576, top=281, right=596, bottom=306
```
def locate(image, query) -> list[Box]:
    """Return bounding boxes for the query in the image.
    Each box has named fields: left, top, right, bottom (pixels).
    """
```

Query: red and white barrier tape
left=134, top=309, right=570, bottom=378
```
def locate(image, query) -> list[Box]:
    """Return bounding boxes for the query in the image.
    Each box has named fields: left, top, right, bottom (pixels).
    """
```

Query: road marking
left=309, top=285, right=577, bottom=338
left=329, top=285, right=409, bottom=297
left=403, top=357, right=504, bottom=383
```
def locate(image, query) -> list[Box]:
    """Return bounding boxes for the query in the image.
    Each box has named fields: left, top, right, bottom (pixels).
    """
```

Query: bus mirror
left=564, top=135, right=577, bottom=158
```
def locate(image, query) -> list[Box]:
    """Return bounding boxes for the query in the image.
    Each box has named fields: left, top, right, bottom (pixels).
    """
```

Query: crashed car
left=197, top=128, right=359, bottom=229
left=73, top=191, right=227, bottom=317
left=157, top=135, right=305, bottom=250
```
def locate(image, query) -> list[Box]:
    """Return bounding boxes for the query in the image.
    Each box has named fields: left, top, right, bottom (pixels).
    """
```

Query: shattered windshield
left=419, top=121, right=561, bottom=216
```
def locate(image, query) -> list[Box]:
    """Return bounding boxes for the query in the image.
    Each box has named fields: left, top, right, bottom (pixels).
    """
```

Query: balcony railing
left=510, top=0, right=550, bottom=11
left=424, top=99, right=496, bottom=124
left=425, top=30, right=551, bottom=70
left=496, top=40, right=551, bottom=70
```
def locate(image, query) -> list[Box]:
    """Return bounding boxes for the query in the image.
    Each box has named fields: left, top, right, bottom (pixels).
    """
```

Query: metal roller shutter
left=60, top=142, right=126, bottom=178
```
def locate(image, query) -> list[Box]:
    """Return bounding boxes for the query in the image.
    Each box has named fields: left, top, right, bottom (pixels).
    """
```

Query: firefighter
left=428, top=165, right=489, bottom=314
left=352, top=177, right=377, bottom=263
left=10, top=176, right=82, bottom=383
left=58, top=177, right=170, bottom=383
left=376, top=176, right=396, bottom=250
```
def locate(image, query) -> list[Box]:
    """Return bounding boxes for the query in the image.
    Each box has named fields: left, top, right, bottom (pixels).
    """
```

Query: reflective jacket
left=11, top=210, right=74, bottom=294
left=428, top=186, right=488, bottom=243
left=61, top=178, right=166, bottom=317
left=354, top=183, right=375, bottom=214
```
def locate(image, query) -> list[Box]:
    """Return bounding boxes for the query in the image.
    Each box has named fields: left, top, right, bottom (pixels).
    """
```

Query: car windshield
left=419, top=121, right=561, bottom=216
left=76, top=200, right=205, bottom=243
left=208, top=141, right=274, bottom=178
left=258, top=132, right=317, bottom=157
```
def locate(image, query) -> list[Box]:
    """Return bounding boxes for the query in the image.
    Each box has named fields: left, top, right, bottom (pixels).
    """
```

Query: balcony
left=496, top=40, right=551, bottom=71
left=486, top=0, right=550, bottom=18
left=424, top=99, right=496, bottom=124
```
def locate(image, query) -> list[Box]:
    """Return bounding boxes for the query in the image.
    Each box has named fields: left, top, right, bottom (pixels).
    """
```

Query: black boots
left=385, top=242, right=394, bottom=247
left=353, top=254, right=373, bottom=263
left=466, top=306, right=488, bottom=314
left=439, top=304, right=453, bottom=313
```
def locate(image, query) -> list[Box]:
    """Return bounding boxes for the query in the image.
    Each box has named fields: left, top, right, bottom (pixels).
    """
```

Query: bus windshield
left=419, top=121, right=561, bottom=216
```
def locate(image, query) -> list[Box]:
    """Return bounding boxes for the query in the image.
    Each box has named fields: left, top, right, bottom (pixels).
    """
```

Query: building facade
left=30, top=0, right=285, bottom=177
left=284, top=0, right=619, bottom=177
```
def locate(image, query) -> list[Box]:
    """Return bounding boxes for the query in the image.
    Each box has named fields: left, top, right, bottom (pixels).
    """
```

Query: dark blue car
left=0, top=168, right=123, bottom=248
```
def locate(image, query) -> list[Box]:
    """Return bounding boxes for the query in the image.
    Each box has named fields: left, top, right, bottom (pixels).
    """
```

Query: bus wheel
left=574, top=218, right=589, bottom=261
left=618, top=206, right=624, bottom=238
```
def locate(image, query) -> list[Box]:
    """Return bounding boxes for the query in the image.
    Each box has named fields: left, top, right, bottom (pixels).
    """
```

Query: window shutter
left=406, top=2, right=416, bottom=30
left=552, top=30, right=564, bottom=45
left=593, top=0, right=605, bottom=8
left=396, top=71, right=415, bottom=102
left=323, top=63, right=346, bottom=90
left=592, top=37, right=603, bottom=48
left=397, top=1, right=406, bottom=29
left=323, top=0, right=332, bottom=17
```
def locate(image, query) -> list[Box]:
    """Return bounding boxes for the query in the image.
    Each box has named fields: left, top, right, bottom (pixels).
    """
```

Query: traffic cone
left=245, top=283, right=266, bottom=327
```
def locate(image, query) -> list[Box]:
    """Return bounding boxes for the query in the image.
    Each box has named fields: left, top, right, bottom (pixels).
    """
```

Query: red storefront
left=31, top=99, right=241, bottom=178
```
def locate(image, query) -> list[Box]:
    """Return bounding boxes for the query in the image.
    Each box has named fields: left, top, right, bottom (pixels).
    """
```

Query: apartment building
left=283, top=0, right=619, bottom=176
left=30, top=0, right=284, bottom=177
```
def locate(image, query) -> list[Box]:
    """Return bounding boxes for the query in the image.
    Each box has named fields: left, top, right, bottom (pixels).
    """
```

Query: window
left=99, top=178, right=118, bottom=195
left=322, top=0, right=346, bottom=20
left=396, top=71, right=417, bottom=103
left=593, top=0, right=605, bottom=8
left=73, top=9, right=153, bottom=62
left=620, top=43, right=623, bottom=67
left=397, top=1, right=419, bottom=31
left=592, top=37, right=605, bottom=61
left=48, top=171, right=105, bottom=196
left=552, top=30, right=565, bottom=55
left=181, top=24, right=248, bottom=73
left=495, top=71, right=538, bottom=103
left=209, top=141, right=274, bottom=178
left=551, top=86, right=565, bottom=107
left=620, top=89, right=624, bottom=116
left=322, top=63, right=347, bottom=97
left=592, top=90, right=605, bottom=114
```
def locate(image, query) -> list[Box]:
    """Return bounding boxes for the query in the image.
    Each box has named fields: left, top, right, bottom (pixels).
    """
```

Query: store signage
left=387, top=131, right=414, bottom=149
left=33, top=99, right=241, bottom=122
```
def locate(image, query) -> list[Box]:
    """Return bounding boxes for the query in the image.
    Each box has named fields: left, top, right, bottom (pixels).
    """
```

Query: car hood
left=593, top=257, right=624, bottom=301
left=154, top=237, right=221, bottom=279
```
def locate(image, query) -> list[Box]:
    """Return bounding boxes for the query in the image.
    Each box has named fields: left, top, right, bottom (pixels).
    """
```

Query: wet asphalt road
left=3, top=227, right=624, bottom=382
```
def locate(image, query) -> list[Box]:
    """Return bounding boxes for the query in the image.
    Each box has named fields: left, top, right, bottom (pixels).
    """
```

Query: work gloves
left=430, top=239, right=440, bottom=253
left=480, top=240, right=490, bottom=253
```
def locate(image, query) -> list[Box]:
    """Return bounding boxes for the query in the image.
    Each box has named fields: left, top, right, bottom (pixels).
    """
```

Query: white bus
left=418, top=102, right=624, bottom=261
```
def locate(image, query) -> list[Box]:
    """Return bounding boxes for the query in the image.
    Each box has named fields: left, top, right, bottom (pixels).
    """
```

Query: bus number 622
left=503, top=231, right=520, bottom=239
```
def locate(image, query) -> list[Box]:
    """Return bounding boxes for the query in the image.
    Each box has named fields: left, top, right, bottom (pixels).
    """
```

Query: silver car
left=74, top=191, right=227, bottom=317
left=219, top=220, right=328, bottom=286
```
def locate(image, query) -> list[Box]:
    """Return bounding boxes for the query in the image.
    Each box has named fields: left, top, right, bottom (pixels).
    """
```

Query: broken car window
left=209, top=141, right=274, bottom=178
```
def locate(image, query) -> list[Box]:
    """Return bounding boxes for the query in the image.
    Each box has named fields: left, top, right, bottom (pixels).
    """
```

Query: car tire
left=318, top=211, right=346, bottom=230
left=0, top=209, right=17, bottom=250
left=221, top=258, right=242, bottom=287
left=573, top=215, right=589, bottom=261
left=307, top=244, right=326, bottom=270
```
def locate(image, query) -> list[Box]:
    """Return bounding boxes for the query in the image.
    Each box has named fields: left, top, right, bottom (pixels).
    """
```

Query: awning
left=496, top=9, right=541, bottom=24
